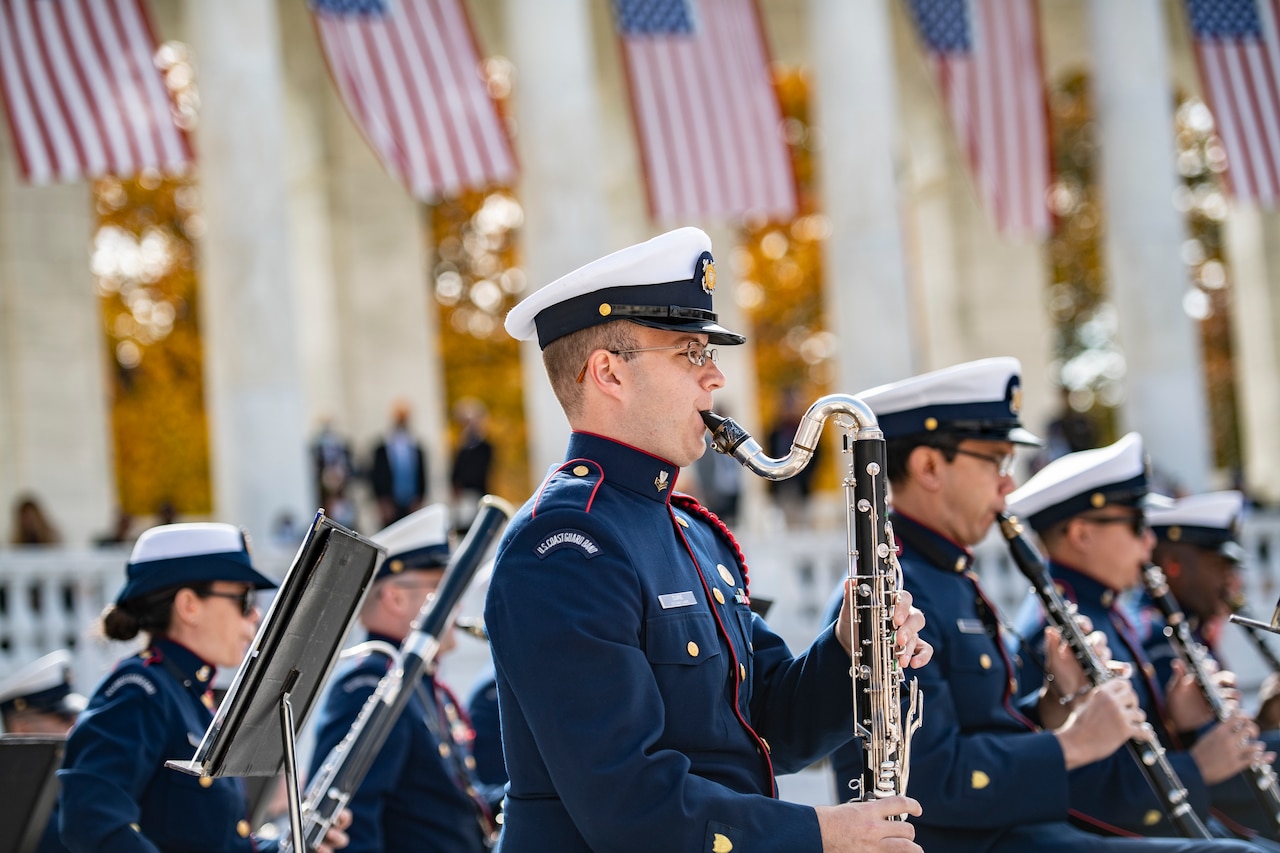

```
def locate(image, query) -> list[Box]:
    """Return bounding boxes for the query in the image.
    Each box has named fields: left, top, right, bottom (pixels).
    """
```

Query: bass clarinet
left=1143, top=564, right=1280, bottom=834
left=281, top=495, right=514, bottom=852
left=703, top=395, right=922, bottom=808
left=997, top=512, right=1211, bottom=838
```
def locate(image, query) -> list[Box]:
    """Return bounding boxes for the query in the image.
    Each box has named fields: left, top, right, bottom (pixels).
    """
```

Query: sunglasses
left=200, top=587, right=257, bottom=617
left=1080, top=513, right=1148, bottom=538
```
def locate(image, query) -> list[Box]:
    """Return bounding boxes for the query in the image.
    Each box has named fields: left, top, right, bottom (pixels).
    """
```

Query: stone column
left=811, top=0, right=916, bottom=393
left=1088, top=0, right=1212, bottom=491
left=507, top=0, right=611, bottom=479
left=185, top=0, right=311, bottom=545
left=1223, top=209, right=1280, bottom=503
left=0, top=142, right=113, bottom=547
left=327, top=103, right=447, bottom=527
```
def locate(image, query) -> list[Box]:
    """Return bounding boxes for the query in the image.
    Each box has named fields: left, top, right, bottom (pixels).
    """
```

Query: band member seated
left=0, top=650, right=85, bottom=735
left=825, top=358, right=1255, bottom=852
left=1131, top=490, right=1280, bottom=841
left=54, top=522, right=350, bottom=853
left=1009, top=437, right=1272, bottom=843
left=486, top=226, right=931, bottom=852
left=310, top=504, right=502, bottom=853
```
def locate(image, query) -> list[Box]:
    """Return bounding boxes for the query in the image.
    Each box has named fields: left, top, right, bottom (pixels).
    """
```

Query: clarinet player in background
left=309, top=504, right=503, bottom=852
left=485, top=227, right=931, bottom=853
left=824, top=358, right=1256, bottom=852
left=1008, top=436, right=1274, bottom=845
left=1132, top=491, right=1280, bottom=841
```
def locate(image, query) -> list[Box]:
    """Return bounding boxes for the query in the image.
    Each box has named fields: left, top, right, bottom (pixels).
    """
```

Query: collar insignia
left=655, top=470, right=670, bottom=492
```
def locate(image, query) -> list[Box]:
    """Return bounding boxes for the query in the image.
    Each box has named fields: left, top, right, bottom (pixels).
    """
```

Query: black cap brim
left=628, top=317, right=746, bottom=346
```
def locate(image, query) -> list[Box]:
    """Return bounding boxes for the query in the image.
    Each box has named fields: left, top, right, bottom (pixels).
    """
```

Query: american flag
left=905, top=0, right=1050, bottom=237
left=309, top=0, right=517, bottom=202
left=1185, top=0, right=1280, bottom=207
left=0, top=0, right=191, bottom=185
left=613, top=0, right=796, bottom=223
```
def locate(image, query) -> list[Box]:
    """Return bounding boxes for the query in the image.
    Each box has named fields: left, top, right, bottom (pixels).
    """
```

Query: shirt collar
left=1047, top=560, right=1120, bottom=609
left=890, top=511, right=975, bottom=574
left=148, top=637, right=217, bottom=687
left=566, top=431, right=681, bottom=503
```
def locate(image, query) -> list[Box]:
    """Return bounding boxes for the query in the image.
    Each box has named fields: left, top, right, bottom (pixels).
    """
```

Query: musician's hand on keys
left=891, top=588, right=932, bottom=669
left=1054, top=679, right=1147, bottom=769
left=1191, top=713, right=1271, bottom=785
left=1165, top=659, right=1216, bottom=731
left=815, top=797, right=922, bottom=852
left=316, top=808, right=353, bottom=853
left=834, top=583, right=932, bottom=669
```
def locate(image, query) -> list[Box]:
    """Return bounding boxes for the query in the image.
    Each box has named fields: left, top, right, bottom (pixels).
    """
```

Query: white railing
left=4, top=512, right=1280, bottom=707
left=0, top=545, right=296, bottom=697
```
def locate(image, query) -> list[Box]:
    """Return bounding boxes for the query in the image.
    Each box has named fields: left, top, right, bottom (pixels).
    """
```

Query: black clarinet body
left=1143, top=565, right=1280, bottom=834
left=998, top=512, right=1211, bottom=839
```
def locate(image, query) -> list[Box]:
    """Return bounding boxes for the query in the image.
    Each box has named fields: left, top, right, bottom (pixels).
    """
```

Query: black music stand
left=166, top=511, right=384, bottom=847
left=0, top=734, right=65, bottom=853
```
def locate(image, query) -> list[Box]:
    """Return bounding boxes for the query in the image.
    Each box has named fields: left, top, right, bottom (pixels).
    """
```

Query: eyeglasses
left=953, top=448, right=1016, bottom=477
left=576, top=340, right=716, bottom=383
left=1080, top=513, right=1149, bottom=538
left=611, top=340, right=717, bottom=367
left=200, top=588, right=257, bottom=617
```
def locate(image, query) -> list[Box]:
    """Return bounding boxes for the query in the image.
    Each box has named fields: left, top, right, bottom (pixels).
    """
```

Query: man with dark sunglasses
left=1008, top=436, right=1275, bottom=844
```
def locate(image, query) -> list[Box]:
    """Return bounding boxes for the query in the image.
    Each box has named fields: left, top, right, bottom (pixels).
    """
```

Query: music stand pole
left=280, top=691, right=307, bottom=851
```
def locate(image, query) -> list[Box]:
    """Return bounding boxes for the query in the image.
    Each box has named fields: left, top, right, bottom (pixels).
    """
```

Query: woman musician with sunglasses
left=52, top=522, right=351, bottom=853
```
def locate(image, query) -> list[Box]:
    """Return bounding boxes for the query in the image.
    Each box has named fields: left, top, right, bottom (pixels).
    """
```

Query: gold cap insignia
left=971, top=770, right=990, bottom=789
left=13, top=698, right=26, bottom=711
left=1090, top=493, right=1106, bottom=508
left=1010, top=386, right=1023, bottom=414
left=701, top=258, right=716, bottom=294
left=599, top=303, right=612, bottom=316
left=924, top=417, right=938, bottom=431
left=390, top=559, right=404, bottom=574
left=1168, top=525, right=1182, bottom=541
left=655, top=470, right=669, bottom=492
left=712, top=834, right=734, bottom=853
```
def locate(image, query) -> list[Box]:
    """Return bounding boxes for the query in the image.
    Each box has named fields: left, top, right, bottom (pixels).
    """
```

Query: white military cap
left=117, top=522, right=278, bottom=604
left=855, top=357, right=1042, bottom=445
left=504, top=227, right=745, bottom=349
left=373, top=503, right=451, bottom=579
left=0, top=650, right=86, bottom=717
left=1148, top=490, right=1246, bottom=562
left=1007, top=432, right=1160, bottom=531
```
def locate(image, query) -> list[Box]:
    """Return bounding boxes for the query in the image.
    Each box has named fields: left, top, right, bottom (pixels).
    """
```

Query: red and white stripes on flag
left=1185, top=0, right=1280, bottom=207
left=614, top=0, right=797, bottom=223
left=906, top=0, right=1050, bottom=238
left=310, top=0, right=517, bottom=202
left=0, top=0, right=191, bottom=185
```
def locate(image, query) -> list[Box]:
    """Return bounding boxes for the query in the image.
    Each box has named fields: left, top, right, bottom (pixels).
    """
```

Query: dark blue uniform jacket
left=309, top=632, right=499, bottom=853
left=56, top=637, right=272, bottom=853
left=484, top=432, right=853, bottom=853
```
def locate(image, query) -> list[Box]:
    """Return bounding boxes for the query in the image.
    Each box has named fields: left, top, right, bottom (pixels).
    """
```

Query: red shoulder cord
left=671, top=494, right=750, bottom=599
